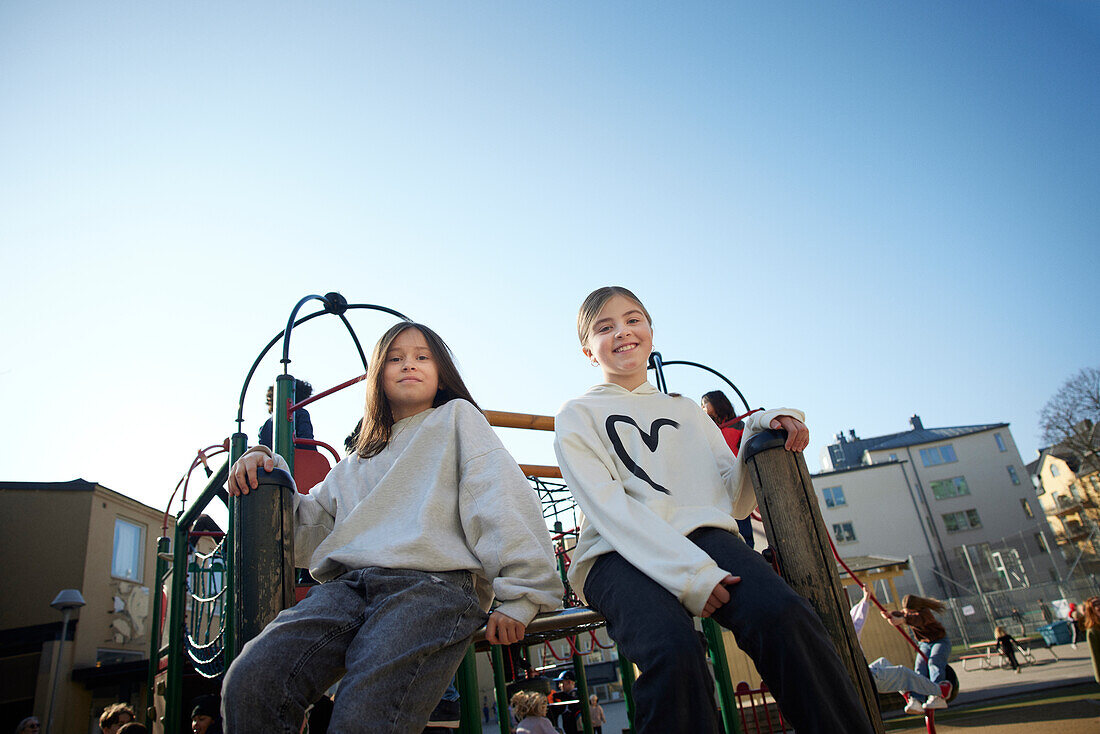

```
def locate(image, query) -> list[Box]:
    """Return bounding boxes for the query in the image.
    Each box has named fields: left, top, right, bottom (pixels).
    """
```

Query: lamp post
left=45, top=589, right=85, bottom=734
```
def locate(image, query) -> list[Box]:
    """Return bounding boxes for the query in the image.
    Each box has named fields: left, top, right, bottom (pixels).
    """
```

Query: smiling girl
left=553, top=286, right=874, bottom=734
left=222, top=321, right=562, bottom=733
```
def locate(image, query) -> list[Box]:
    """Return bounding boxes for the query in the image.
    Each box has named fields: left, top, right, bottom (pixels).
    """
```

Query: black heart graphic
left=605, top=415, right=680, bottom=494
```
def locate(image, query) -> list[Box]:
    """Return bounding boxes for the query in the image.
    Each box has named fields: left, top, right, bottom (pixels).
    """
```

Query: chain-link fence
left=932, top=576, right=1100, bottom=646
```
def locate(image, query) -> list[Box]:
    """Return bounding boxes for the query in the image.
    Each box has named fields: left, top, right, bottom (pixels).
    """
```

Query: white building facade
left=813, top=415, right=1065, bottom=600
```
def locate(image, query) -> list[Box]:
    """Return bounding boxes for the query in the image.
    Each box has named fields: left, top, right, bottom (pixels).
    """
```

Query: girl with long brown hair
left=884, top=594, right=952, bottom=711
left=222, top=321, right=563, bottom=732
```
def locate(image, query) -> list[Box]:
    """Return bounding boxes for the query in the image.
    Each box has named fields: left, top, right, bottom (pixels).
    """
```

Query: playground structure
left=146, top=292, right=959, bottom=734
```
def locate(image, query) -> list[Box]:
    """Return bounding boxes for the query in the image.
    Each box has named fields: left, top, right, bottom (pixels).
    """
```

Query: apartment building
left=0, top=479, right=169, bottom=734
left=813, top=415, right=1064, bottom=600
left=1029, top=450, right=1100, bottom=578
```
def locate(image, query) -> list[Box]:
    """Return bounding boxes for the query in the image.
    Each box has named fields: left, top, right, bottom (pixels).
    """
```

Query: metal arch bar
left=280, top=294, right=331, bottom=368
left=656, top=359, right=751, bottom=414
left=235, top=310, right=327, bottom=429
left=336, top=311, right=368, bottom=370
left=647, top=352, right=668, bottom=394
left=234, top=301, right=411, bottom=430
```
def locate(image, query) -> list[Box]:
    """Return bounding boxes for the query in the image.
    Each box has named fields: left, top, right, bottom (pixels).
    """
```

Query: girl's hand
left=770, top=415, right=809, bottom=452
left=227, top=450, right=275, bottom=496
left=701, top=574, right=741, bottom=618
left=882, top=610, right=906, bottom=627
left=486, top=611, right=526, bottom=645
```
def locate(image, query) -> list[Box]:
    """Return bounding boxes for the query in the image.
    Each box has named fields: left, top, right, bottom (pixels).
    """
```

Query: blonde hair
left=577, top=286, right=652, bottom=347
left=355, top=322, right=480, bottom=458
left=902, top=594, right=946, bottom=613
left=994, top=626, right=1007, bottom=638
left=510, top=690, right=548, bottom=720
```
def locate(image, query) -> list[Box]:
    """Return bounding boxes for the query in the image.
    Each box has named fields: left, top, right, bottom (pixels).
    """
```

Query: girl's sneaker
left=923, top=695, right=948, bottom=710
left=903, top=695, right=925, bottom=715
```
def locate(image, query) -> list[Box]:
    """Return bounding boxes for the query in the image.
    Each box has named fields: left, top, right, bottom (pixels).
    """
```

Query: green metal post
left=572, top=653, right=593, bottom=734
left=455, top=645, right=480, bottom=733
left=273, top=375, right=296, bottom=474
left=616, top=651, right=636, bottom=734
left=491, top=644, right=511, bottom=734
left=146, top=536, right=170, bottom=727
left=164, top=522, right=190, bottom=734
left=703, top=618, right=743, bottom=734
left=225, top=432, right=247, bottom=665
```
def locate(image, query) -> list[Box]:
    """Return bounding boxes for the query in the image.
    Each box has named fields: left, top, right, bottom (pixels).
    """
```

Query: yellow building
left=1029, top=452, right=1100, bottom=577
left=0, top=479, right=169, bottom=733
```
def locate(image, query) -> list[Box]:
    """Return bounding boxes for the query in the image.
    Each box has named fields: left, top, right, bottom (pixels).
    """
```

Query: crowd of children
left=219, top=286, right=880, bottom=733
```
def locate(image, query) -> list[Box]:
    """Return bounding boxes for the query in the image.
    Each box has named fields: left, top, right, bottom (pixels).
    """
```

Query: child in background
left=587, top=694, right=606, bottom=734
left=850, top=587, right=948, bottom=715
left=701, top=389, right=756, bottom=549
left=223, top=322, right=563, bottom=732
left=553, top=286, right=874, bottom=734
left=510, top=691, right=558, bottom=734
left=1082, top=596, right=1100, bottom=683
left=994, top=626, right=1022, bottom=673
left=884, top=595, right=952, bottom=710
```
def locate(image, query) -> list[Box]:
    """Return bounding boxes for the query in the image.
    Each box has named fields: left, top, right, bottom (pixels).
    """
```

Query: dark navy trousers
left=583, top=527, right=875, bottom=734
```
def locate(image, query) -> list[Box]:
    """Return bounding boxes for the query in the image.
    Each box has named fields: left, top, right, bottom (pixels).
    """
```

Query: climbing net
left=185, top=532, right=228, bottom=678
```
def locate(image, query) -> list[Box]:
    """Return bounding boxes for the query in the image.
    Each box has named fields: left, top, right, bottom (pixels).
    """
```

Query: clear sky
left=2, top=2, right=1097, bottom=520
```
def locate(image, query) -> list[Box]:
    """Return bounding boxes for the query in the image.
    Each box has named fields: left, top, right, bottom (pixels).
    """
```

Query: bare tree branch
left=1039, top=366, right=1100, bottom=469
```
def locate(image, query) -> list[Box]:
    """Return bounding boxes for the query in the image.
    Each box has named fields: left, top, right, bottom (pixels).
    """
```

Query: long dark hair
left=701, top=390, right=735, bottom=423
left=355, top=322, right=480, bottom=458
left=902, top=594, right=946, bottom=613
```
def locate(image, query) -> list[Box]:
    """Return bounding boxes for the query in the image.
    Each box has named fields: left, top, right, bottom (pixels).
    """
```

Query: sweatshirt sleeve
left=850, top=595, right=869, bottom=639
left=698, top=407, right=805, bottom=520
left=554, top=405, right=729, bottom=616
left=455, top=410, right=563, bottom=625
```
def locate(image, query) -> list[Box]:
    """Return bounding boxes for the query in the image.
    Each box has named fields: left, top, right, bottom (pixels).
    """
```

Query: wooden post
left=742, top=429, right=886, bottom=734
left=233, top=467, right=296, bottom=647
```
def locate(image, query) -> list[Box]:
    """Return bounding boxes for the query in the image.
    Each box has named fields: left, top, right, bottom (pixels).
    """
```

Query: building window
left=112, top=518, right=145, bottom=582
left=889, top=453, right=898, bottom=461
left=822, top=486, right=846, bottom=508
left=832, top=522, right=857, bottom=543
left=943, top=509, right=982, bottom=533
left=994, top=433, right=1007, bottom=452
left=1020, top=498, right=1033, bottom=518
left=1007, top=466, right=1020, bottom=485
left=1035, top=533, right=1049, bottom=553
left=920, top=445, right=957, bottom=467
left=930, top=476, right=970, bottom=499
left=1051, top=464, right=1060, bottom=477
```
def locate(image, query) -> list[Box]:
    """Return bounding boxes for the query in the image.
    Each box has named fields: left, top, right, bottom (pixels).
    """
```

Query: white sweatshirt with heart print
left=553, top=382, right=803, bottom=616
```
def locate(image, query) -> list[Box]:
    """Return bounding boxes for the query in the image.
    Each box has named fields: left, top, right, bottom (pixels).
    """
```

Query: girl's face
left=537, top=698, right=548, bottom=717
left=702, top=399, right=719, bottom=424
left=382, top=328, right=440, bottom=421
left=582, top=294, right=653, bottom=390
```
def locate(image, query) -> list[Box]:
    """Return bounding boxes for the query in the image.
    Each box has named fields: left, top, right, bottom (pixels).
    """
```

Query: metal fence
left=933, top=577, right=1100, bottom=646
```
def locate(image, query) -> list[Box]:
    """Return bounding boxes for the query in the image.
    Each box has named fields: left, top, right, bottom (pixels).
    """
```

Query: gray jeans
left=867, top=657, right=940, bottom=697
left=221, top=567, right=487, bottom=734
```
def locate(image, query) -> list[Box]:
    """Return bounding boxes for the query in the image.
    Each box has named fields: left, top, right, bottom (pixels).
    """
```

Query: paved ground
left=884, top=683, right=1100, bottom=733
left=476, top=643, right=1099, bottom=733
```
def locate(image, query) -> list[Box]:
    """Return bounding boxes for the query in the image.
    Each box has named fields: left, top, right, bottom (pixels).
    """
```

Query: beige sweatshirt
left=553, top=382, right=802, bottom=616
left=255, top=399, right=563, bottom=625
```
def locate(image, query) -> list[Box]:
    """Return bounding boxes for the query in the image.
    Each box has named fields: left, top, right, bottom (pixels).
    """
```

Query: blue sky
left=1, top=2, right=1097, bottom=518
